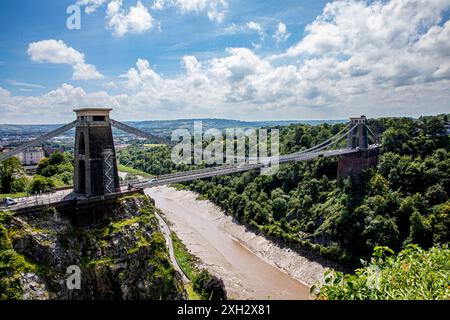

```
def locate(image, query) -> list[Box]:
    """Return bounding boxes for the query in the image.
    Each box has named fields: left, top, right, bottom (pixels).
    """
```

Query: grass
left=196, top=194, right=208, bottom=201
left=0, top=192, right=27, bottom=199
left=118, top=164, right=152, bottom=178
left=171, top=183, right=190, bottom=190
left=171, top=232, right=198, bottom=280
left=144, top=143, right=165, bottom=148
left=171, top=232, right=206, bottom=300
left=185, top=283, right=202, bottom=300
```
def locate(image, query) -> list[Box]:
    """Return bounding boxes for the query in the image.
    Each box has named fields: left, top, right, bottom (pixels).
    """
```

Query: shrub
left=312, top=244, right=450, bottom=300
left=192, top=269, right=227, bottom=300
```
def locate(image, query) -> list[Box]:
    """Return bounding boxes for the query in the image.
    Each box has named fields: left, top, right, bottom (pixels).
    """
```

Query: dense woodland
left=118, top=115, right=450, bottom=266
left=2, top=115, right=448, bottom=299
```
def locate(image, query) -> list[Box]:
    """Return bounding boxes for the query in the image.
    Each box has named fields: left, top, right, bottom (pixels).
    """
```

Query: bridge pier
left=337, top=148, right=379, bottom=183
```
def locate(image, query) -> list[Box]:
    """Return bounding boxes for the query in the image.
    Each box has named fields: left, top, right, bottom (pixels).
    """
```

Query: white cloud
left=103, top=0, right=450, bottom=119
left=0, top=84, right=119, bottom=123
left=273, top=22, right=290, bottom=43
left=152, top=0, right=228, bottom=22
left=4, top=0, right=450, bottom=122
left=76, top=0, right=107, bottom=13
left=27, top=40, right=103, bottom=80
left=107, top=0, right=154, bottom=37
left=6, top=79, right=45, bottom=89
left=103, top=81, right=118, bottom=89
left=152, top=0, right=166, bottom=10
left=246, top=21, right=265, bottom=39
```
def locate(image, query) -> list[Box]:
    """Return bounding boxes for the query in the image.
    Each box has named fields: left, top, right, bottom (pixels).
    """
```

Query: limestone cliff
left=0, top=194, right=186, bottom=300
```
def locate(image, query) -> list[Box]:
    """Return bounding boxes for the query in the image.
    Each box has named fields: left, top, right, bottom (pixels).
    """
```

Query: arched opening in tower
left=78, top=160, right=86, bottom=194
left=79, top=132, right=86, bottom=155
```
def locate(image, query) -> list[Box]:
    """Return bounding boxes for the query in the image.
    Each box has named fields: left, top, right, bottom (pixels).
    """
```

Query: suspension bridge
left=0, top=109, right=380, bottom=212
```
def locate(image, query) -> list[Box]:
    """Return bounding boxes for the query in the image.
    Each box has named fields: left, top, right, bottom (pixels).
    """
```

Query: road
left=154, top=210, right=190, bottom=283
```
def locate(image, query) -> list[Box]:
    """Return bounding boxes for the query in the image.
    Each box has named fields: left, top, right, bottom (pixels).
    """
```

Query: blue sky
left=0, top=0, right=327, bottom=94
left=0, top=0, right=449, bottom=123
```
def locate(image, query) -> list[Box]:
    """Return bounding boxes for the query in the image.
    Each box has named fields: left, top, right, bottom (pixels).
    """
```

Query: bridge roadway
left=0, top=145, right=378, bottom=211
left=133, top=145, right=378, bottom=188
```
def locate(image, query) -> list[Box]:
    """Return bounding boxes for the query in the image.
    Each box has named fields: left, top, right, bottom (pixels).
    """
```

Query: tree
left=424, top=117, right=445, bottom=139
left=425, top=184, right=447, bottom=206
left=406, top=211, right=433, bottom=249
left=368, top=174, right=389, bottom=196
left=204, top=276, right=227, bottom=300
left=10, top=177, right=29, bottom=193
left=29, top=175, right=56, bottom=193
left=362, top=215, right=400, bottom=251
left=271, top=197, right=287, bottom=220
left=192, top=269, right=227, bottom=300
left=0, top=158, right=24, bottom=194
left=48, top=151, right=66, bottom=165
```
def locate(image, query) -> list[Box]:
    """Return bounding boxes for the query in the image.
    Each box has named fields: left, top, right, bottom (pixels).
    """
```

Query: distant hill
left=0, top=118, right=346, bottom=138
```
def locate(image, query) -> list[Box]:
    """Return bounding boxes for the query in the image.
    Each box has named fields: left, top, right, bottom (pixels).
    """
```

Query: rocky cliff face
left=0, top=194, right=186, bottom=300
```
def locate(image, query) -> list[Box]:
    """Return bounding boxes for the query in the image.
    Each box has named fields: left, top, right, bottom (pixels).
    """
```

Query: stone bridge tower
left=73, top=108, right=120, bottom=198
left=337, top=116, right=378, bottom=184
left=346, top=116, right=369, bottom=150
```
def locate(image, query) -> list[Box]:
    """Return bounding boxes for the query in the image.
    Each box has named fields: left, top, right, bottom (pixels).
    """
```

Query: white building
left=17, top=147, right=45, bottom=165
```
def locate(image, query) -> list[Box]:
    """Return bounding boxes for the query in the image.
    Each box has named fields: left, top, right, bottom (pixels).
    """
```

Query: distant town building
left=17, top=147, right=45, bottom=165
left=115, top=144, right=130, bottom=151
left=44, top=146, right=65, bottom=157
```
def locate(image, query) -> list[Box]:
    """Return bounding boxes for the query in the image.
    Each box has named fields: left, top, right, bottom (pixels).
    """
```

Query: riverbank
left=145, top=186, right=328, bottom=300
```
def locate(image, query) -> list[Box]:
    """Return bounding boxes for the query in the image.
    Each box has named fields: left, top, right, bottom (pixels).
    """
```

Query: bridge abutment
left=337, top=148, right=379, bottom=184
left=14, top=189, right=145, bottom=227
left=338, top=116, right=379, bottom=184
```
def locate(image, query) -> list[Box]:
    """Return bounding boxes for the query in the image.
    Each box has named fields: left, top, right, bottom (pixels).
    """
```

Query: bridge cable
left=110, top=119, right=171, bottom=145
left=0, top=120, right=77, bottom=163
left=288, top=123, right=354, bottom=156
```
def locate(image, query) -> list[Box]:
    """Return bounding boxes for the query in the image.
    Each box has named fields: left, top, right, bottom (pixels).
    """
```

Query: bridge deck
left=1, top=145, right=379, bottom=211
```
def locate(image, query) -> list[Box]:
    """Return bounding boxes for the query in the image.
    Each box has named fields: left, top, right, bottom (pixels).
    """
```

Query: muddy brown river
left=146, top=186, right=326, bottom=300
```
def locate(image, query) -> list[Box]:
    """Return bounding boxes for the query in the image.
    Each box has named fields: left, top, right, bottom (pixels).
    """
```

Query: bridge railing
left=0, top=189, right=75, bottom=210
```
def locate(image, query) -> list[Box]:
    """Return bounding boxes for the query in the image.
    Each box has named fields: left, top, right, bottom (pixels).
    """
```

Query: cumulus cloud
left=78, top=0, right=227, bottom=36
left=6, top=0, right=450, bottom=122
left=113, top=0, right=450, bottom=118
left=273, top=22, right=290, bottom=43
left=107, top=0, right=154, bottom=37
left=152, top=0, right=228, bottom=22
left=0, top=83, right=119, bottom=123
left=27, top=40, right=103, bottom=80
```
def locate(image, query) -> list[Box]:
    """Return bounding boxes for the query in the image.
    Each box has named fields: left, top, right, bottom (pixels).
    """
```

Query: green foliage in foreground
left=312, top=244, right=450, bottom=300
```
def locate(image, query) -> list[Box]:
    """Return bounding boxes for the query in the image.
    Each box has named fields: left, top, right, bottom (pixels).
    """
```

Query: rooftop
left=74, top=108, right=112, bottom=114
